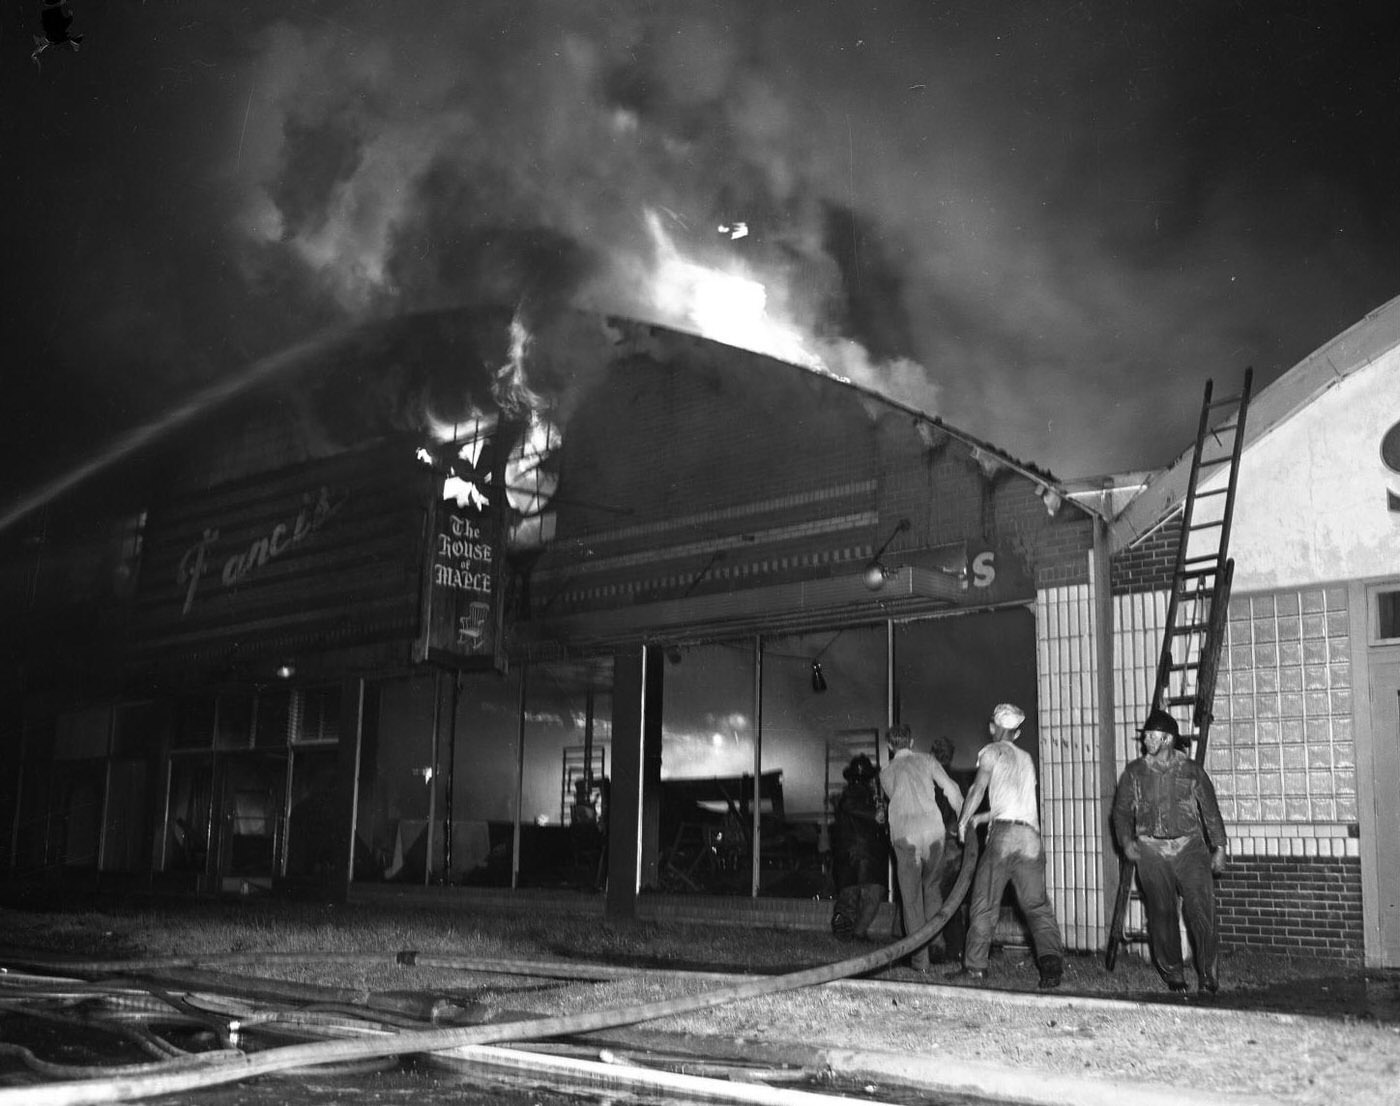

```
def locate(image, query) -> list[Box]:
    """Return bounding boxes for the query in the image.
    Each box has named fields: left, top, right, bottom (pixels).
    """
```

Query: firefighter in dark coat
left=1112, top=708, right=1229, bottom=994
left=830, top=754, right=887, bottom=941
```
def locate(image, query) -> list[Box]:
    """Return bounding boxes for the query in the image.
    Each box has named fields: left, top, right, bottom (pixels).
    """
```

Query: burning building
left=3, top=291, right=1398, bottom=970
left=0, top=304, right=1094, bottom=938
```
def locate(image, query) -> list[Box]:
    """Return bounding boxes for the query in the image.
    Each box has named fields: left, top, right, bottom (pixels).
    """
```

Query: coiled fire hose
left=0, top=833, right=979, bottom=1106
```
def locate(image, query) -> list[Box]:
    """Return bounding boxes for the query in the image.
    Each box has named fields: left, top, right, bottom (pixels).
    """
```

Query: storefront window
left=173, top=697, right=215, bottom=749
left=104, top=702, right=171, bottom=873
left=112, top=701, right=171, bottom=757
left=50, top=709, right=110, bottom=869
left=294, top=686, right=342, bottom=744
left=253, top=690, right=291, bottom=748
left=653, top=640, right=758, bottom=895
left=164, top=755, right=213, bottom=878
left=450, top=666, right=529, bottom=888
left=12, top=721, right=56, bottom=875
left=285, top=747, right=341, bottom=879
left=513, top=660, right=611, bottom=889
left=353, top=675, right=436, bottom=883
left=354, top=668, right=532, bottom=889
left=760, top=627, right=887, bottom=899
left=214, top=694, right=254, bottom=750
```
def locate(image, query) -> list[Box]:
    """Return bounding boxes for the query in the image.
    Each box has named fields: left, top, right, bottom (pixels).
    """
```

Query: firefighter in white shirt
left=951, top=703, right=1065, bottom=989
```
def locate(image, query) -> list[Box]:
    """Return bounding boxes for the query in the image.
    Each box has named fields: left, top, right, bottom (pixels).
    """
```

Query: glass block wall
left=1208, top=586, right=1356, bottom=825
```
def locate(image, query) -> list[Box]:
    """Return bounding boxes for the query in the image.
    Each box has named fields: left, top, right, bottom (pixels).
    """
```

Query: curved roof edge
left=1107, top=291, right=1400, bottom=552
left=605, top=315, right=1100, bottom=522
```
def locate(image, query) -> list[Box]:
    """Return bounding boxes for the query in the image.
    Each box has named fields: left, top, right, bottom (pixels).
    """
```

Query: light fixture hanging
left=810, top=660, right=828, bottom=693
left=275, top=661, right=296, bottom=680
left=864, top=517, right=912, bottom=591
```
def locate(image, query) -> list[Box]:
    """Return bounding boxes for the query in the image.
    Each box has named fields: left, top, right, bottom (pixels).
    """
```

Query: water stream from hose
left=0, top=325, right=355, bottom=538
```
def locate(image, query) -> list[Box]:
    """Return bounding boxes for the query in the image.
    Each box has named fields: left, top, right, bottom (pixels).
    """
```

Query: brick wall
left=1029, top=512, right=1095, bottom=589
left=1217, top=854, right=1364, bottom=962
left=1110, top=517, right=1181, bottom=594
left=877, top=421, right=984, bottom=540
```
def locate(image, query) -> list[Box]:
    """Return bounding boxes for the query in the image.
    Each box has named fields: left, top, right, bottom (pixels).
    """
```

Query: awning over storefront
left=521, top=559, right=971, bottom=646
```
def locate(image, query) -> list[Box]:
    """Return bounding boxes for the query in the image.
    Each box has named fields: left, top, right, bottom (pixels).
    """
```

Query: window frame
left=1367, top=582, right=1400, bottom=645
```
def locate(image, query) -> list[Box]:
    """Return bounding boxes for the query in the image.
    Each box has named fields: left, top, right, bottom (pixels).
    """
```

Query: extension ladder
left=1105, top=367, right=1253, bottom=969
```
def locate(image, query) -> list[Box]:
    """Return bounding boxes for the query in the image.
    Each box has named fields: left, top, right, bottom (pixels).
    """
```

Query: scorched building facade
left=8, top=298, right=1395, bottom=968
left=0, top=308, right=1114, bottom=948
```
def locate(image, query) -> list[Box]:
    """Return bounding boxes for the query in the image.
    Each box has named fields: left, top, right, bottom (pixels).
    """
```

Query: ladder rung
left=1194, top=488, right=1229, bottom=499
left=1171, top=623, right=1211, bottom=634
left=1198, top=454, right=1233, bottom=467
left=1189, top=520, right=1223, bottom=531
left=1165, top=694, right=1198, bottom=706
left=1183, top=555, right=1218, bottom=566
left=1167, top=662, right=1200, bottom=673
left=1180, top=567, right=1219, bottom=579
left=1208, top=394, right=1244, bottom=409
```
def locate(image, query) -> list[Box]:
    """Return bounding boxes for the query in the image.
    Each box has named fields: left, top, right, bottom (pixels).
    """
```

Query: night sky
left=3, top=0, right=1398, bottom=528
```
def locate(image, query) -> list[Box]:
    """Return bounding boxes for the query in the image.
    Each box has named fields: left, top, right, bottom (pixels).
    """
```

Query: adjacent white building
left=1097, top=292, right=1400, bottom=966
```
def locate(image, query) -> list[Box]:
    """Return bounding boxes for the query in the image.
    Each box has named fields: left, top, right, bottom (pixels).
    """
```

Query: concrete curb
left=829, top=974, right=1309, bottom=1021
left=819, top=1046, right=1285, bottom=1106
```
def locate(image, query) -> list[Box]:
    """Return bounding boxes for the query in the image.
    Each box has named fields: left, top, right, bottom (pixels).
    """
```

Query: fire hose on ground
left=0, top=834, right=980, bottom=1106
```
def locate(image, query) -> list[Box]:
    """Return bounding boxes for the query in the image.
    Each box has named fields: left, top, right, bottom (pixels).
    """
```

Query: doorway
left=895, top=607, right=1040, bottom=951
left=216, top=753, right=287, bottom=892
left=1367, top=651, right=1400, bottom=965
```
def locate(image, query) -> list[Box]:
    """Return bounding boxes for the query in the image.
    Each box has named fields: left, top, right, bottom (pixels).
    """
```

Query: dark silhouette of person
left=33, top=1, right=84, bottom=67
left=594, top=776, right=611, bottom=890
left=569, top=777, right=600, bottom=888
left=829, top=754, right=887, bottom=941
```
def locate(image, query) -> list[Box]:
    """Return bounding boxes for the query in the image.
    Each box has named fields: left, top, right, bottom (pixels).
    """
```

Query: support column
left=1093, top=521, right=1120, bottom=949
left=334, top=676, right=368, bottom=904
left=607, top=645, right=663, bottom=920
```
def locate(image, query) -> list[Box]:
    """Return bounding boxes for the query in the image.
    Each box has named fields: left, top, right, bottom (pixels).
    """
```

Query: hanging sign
left=417, top=494, right=507, bottom=671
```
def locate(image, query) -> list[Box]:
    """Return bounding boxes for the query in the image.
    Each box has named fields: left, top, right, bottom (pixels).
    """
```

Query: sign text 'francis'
left=176, top=486, right=346, bottom=616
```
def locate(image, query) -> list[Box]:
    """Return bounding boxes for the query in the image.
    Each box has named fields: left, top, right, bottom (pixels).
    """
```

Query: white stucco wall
left=1225, top=346, right=1400, bottom=592
left=1200, top=328, right=1400, bottom=965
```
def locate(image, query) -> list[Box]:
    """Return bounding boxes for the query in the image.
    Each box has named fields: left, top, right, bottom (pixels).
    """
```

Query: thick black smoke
left=3, top=0, right=1398, bottom=498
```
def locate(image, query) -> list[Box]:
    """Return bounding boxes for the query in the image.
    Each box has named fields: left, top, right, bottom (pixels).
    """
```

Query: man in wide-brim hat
left=1111, top=707, right=1229, bottom=994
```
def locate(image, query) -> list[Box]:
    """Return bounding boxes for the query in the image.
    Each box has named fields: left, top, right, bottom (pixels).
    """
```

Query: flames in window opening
left=416, top=311, right=561, bottom=550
